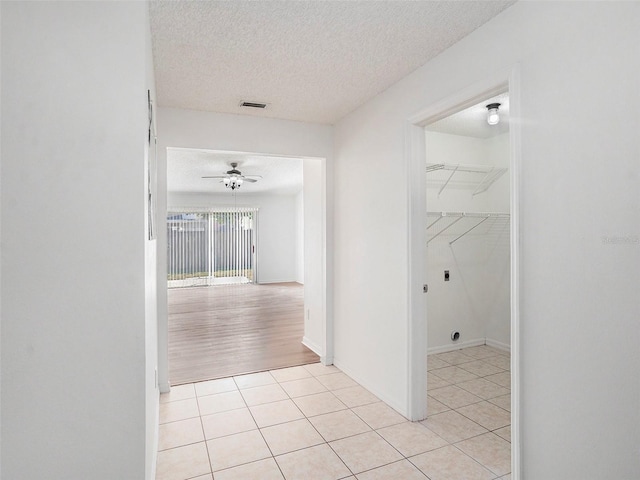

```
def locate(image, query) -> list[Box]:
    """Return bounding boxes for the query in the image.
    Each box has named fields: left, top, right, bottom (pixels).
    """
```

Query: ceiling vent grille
left=240, top=101, right=267, bottom=109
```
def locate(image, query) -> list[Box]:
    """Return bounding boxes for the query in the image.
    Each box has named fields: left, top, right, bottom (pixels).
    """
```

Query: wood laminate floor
left=168, top=282, right=319, bottom=386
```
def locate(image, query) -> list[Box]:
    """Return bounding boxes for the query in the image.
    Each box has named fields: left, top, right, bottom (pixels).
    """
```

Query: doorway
left=422, top=91, right=512, bottom=477
left=164, top=148, right=325, bottom=386
left=406, top=69, right=521, bottom=477
left=167, top=207, right=257, bottom=288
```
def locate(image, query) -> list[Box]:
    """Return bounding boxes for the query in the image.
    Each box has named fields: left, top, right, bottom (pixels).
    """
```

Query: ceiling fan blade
left=201, top=175, right=227, bottom=179
left=243, top=177, right=258, bottom=183
left=244, top=174, right=263, bottom=179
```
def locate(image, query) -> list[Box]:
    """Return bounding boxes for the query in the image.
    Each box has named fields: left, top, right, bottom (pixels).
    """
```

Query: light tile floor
left=156, top=345, right=511, bottom=480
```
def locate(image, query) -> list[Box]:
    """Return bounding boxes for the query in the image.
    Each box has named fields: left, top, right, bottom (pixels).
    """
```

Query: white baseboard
left=427, top=338, right=486, bottom=355
left=485, top=337, right=511, bottom=353
left=159, top=382, right=171, bottom=394
left=302, top=336, right=323, bottom=358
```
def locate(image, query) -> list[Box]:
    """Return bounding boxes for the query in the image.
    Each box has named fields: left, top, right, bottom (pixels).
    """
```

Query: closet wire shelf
left=427, top=212, right=510, bottom=245
left=426, top=163, right=507, bottom=197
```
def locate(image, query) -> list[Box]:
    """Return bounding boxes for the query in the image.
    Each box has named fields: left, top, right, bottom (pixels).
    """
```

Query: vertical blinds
left=167, top=207, right=257, bottom=287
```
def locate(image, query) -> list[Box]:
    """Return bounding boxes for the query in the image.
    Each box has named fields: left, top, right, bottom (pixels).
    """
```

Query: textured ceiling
left=426, top=92, right=510, bottom=139
left=149, top=0, right=516, bottom=125
left=167, top=148, right=303, bottom=195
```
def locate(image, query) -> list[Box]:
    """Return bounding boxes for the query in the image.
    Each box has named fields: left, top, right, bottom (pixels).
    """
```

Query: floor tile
left=420, top=410, right=487, bottom=443
left=316, top=372, right=358, bottom=390
left=275, top=443, right=351, bottom=480
left=376, top=422, right=448, bottom=457
left=485, top=371, right=511, bottom=389
left=488, top=394, right=511, bottom=412
left=234, top=371, right=277, bottom=390
left=240, top=383, right=288, bottom=406
left=213, top=458, right=284, bottom=480
left=207, top=430, right=271, bottom=472
left=160, top=398, right=200, bottom=424
left=355, top=459, right=427, bottom=480
left=457, top=378, right=510, bottom=400
left=270, top=365, right=312, bottom=383
left=433, top=350, right=475, bottom=366
left=430, top=366, right=478, bottom=384
left=410, top=445, right=495, bottom=480
left=484, top=355, right=511, bottom=370
left=197, top=390, right=245, bottom=416
left=331, top=385, right=379, bottom=408
left=292, top=391, right=348, bottom=417
left=309, top=409, right=371, bottom=442
left=458, top=360, right=505, bottom=377
left=456, top=401, right=510, bottom=431
left=427, top=396, right=450, bottom=416
left=156, top=442, right=211, bottom=480
left=195, top=377, right=237, bottom=397
left=351, top=402, right=406, bottom=430
left=189, top=475, right=213, bottom=480
left=427, top=356, right=451, bottom=370
left=158, top=417, right=205, bottom=451
left=428, top=372, right=452, bottom=389
left=249, top=399, right=304, bottom=428
left=261, top=418, right=325, bottom=455
left=456, top=432, right=511, bottom=477
left=304, top=362, right=340, bottom=377
left=280, top=377, right=328, bottom=398
left=499, top=474, right=512, bottom=480
left=330, top=431, right=402, bottom=474
left=429, top=385, right=483, bottom=409
left=160, top=384, right=196, bottom=404
left=461, top=345, right=505, bottom=360
left=201, top=407, right=256, bottom=439
left=494, top=425, right=511, bottom=442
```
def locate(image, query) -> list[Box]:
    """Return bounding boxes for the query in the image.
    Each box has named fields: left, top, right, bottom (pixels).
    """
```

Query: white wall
left=333, top=2, right=640, bottom=478
left=1, top=2, right=153, bottom=479
left=157, top=108, right=333, bottom=389
left=425, top=131, right=510, bottom=351
left=168, top=192, right=299, bottom=284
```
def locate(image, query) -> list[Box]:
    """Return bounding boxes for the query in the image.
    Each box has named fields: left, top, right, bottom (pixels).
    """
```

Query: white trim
left=405, top=120, right=428, bottom=421
left=406, top=64, right=522, bottom=479
left=485, top=338, right=511, bottom=353
left=302, top=336, right=323, bottom=357
left=427, top=338, right=486, bottom=355
left=508, top=64, right=523, bottom=480
left=159, top=381, right=170, bottom=394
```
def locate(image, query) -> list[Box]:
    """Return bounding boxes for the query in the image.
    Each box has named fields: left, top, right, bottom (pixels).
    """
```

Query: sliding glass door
left=167, top=207, right=258, bottom=288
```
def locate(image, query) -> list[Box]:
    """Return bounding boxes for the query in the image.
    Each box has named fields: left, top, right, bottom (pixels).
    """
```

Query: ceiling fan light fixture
left=486, top=103, right=501, bottom=125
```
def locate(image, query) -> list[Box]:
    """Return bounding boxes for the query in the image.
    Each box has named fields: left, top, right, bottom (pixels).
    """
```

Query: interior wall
left=333, top=2, right=639, bottom=477
left=426, top=132, right=491, bottom=349
left=156, top=108, right=333, bottom=390
left=168, top=192, right=299, bottom=284
left=425, top=131, right=510, bottom=351
left=303, top=158, right=326, bottom=357
left=1, top=2, right=151, bottom=478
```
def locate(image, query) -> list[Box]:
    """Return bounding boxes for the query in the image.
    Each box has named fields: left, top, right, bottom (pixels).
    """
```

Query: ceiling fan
left=202, top=162, right=262, bottom=190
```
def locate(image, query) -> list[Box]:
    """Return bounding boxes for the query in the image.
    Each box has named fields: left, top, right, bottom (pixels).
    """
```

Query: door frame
left=405, top=65, right=522, bottom=478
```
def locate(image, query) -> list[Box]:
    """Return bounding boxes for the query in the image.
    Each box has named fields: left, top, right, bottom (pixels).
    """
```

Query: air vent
left=240, top=101, right=267, bottom=109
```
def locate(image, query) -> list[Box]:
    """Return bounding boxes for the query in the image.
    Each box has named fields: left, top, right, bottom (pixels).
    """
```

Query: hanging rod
left=426, top=212, right=510, bottom=245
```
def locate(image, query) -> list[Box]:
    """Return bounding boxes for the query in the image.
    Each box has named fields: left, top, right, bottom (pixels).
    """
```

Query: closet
left=425, top=103, right=511, bottom=354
